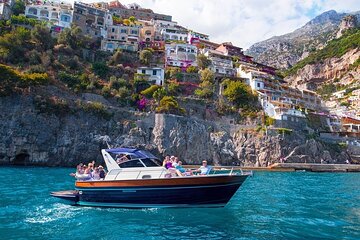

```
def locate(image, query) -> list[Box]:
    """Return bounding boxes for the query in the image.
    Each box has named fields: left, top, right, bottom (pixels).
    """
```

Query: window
left=153, top=70, right=157, bottom=75
left=142, top=70, right=146, bottom=74
left=110, top=36, right=114, bottom=39
left=141, top=158, right=161, bottom=167
left=257, top=83, right=261, bottom=88
left=131, top=30, right=138, bottom=35
left=112, top=28, right=115, bottom=32
left=120, top=29, right=127, bottom=33
left=121, top=37, right=126, bottom=40
left=119, top=160, right=144, bottom=168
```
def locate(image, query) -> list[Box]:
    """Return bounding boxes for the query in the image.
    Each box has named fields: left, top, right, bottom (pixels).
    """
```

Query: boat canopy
left=105, top=148, right=159, bottom=160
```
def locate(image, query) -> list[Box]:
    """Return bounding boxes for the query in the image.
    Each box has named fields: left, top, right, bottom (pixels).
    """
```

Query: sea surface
left=0, top=167, right=360, bottom=240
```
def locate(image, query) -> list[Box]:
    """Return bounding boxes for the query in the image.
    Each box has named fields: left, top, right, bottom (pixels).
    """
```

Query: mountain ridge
left=245, top=10, right=359, bottom=69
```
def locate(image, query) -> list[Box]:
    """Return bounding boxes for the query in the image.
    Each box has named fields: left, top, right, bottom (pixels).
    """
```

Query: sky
left=87, top=0, right=360, bottom=49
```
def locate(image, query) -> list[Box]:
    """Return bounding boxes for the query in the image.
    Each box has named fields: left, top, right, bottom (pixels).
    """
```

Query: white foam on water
left=24, top=203, right=82, bottom=224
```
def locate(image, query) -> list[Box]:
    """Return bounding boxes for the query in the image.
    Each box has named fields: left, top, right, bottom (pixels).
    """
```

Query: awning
left=105, top=148, right=159, bottom=159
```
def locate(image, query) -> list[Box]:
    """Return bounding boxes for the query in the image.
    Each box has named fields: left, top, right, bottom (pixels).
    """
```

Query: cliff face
left=285, top=48, right=360, bottom=90
left=0, top=93, right=351, bottom=167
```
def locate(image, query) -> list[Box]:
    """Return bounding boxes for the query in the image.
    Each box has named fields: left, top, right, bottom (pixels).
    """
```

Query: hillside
left=284, top=27, right=360, bottom=118
left=245, top=10, right=360, bottom=69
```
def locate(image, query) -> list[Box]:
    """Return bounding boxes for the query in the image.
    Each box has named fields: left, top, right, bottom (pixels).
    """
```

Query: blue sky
left=86, top=0, right=360, bottom=49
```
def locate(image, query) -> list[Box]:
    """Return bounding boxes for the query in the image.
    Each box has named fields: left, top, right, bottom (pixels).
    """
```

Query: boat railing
left=110, top=168, right=166, bottom=180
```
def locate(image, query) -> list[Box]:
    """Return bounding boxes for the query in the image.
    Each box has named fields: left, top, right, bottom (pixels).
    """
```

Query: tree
left=92, top=62, right=109, bottom=78
left=153, top=87, right=166, bottom=101
left=108, top=49, right=122, bottom=65
left=129, top=16, right=137, bottom=25
left=31, top=25, right=53, bottom=51
left=123, top=19, right=130, bottom=26
left=0, top=27, right=31, bottom=63
left=11, top=0, right=25, bottom=16
left=156, top=96, right=186, bottom=115
left=197, top=54, right=211, bottom=70
left=194, top=68, right=215, bottom=99
left=186, top=66, right=198, bottom=73
left=58, top=24, right=90, bottom=50
left=222, top=79, right=257, bottom=107
left=139, top=49, right=153, bottom=65
left=200, top=68, right=214, bottom=83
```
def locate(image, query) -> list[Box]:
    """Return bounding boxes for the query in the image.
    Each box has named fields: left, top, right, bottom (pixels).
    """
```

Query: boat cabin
left=102, top=148, right=166, bottom=180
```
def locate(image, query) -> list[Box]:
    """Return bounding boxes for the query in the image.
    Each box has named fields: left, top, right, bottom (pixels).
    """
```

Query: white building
left=137, top=67, right=165, bottom=86
left=203, top=49, right=235, bottom=76
left=165, top=43, right=197, bottom=69
left=0, top=0, right=13, bottom=20
left=161, top=27, right=188, bottom=42
left=25, top=1, right=73, bottom=29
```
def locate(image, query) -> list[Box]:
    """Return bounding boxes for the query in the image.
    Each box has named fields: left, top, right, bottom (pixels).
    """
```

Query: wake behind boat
left=51, top=148, right=252, bottom=208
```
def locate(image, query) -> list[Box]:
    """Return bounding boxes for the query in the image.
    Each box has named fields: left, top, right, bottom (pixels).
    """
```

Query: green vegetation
left=222, top=79, right=257, bottom=107
left=34, top=95, right=71, bottom=116
left=10, top=15, right=39, bottom=26
left=264, top=115, right=276, bottom=126
left=277, top=128, right=293, bottom=135
left=0, top=64, right=48, bottom=96
left=194, top=68, right=215, bottom=98
left=139, top=49, right=153, bottom=65
left=140, top=85, right=161, bottom=98
left=284, top=28, right=360, bottom=76
left=186, top=66, right=198, bottom=73
left=78, top=101, right=113, bottom=120
left=156, top=96, right=186, bottom=115
left=11, top=0, right=25, bottom=16
left=197, top=54, right=211, bottom=70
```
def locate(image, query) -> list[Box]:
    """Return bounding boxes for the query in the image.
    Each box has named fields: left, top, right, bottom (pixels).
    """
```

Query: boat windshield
left=118, top=158, right=162, bottom=168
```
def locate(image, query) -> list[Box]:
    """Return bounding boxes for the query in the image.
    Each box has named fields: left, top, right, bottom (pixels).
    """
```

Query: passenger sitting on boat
left=162, top=156, right=170, bottom=167
left=197, top=160, right=211, bottom=175
left=175, top=161, right=192, bottom=176
left=116, top=154, right=129, bottom=164
left=99, top=165, right=106, bottom=179
left=165, top=159, right=173, bottom=169
left=91, top=167, right=101, bottom=180
left=172, top=156, right=179, bottom=167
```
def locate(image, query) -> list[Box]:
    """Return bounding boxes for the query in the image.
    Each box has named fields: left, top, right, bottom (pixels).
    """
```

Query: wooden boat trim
left=75, top=174, right=248, bottom=188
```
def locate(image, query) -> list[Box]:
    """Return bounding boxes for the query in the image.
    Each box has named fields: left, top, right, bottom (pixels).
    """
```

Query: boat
left=51, top=148, right=252, bottom=208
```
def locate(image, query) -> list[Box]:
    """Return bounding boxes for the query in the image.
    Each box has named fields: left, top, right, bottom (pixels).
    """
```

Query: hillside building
left=108, top=1, right=172, bottom=22
left=101, top=24, right=140, bottom=52
left=165, top=43, right=197, bottom=69
left=73, top=2, right=109, bottom=39
left=0, top=0, right=13, bottom=20
left=25, top=0, right=73, bottom=30
left=137, top=67, right=164, bottom=86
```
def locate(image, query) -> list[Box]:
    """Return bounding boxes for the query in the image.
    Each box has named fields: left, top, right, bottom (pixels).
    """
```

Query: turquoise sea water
left=1, top=167, right=360, bottom=240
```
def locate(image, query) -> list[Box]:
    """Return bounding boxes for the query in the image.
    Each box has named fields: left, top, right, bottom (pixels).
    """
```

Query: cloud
left=85, top=0, right=360, bottom=49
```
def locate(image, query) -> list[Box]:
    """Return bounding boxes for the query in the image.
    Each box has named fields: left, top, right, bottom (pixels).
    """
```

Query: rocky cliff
left=246, top=10, right=360, bottom=69
left=0, top=91, right=351, bottom=167
left=285, top=48, right=360, bottom=90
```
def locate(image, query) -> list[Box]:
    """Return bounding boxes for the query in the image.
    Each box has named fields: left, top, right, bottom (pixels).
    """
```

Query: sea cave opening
left=13, top=153, right=30, bottom=165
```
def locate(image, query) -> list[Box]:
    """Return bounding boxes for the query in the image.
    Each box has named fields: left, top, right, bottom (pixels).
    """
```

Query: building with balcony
left=165, top=43, right=197, bottom=69
left=25, top=0, right=73, bottom=29
left=73, top=1, right=109, bottom=39
left=203, top=49, right=235, bottom=76
left=101, top=24, right=140, bottom=52
left=137, top=67, right=164, bottom=86
left=161, top=27, right=188, bottom=42
left=0, top=0, right=13, bottom=20
left=108, top=1, right=172, bottom=21
left=187, top=31, right=209, bottom=44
